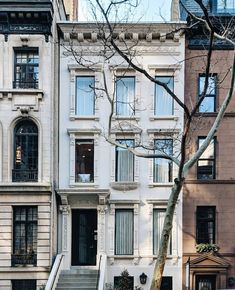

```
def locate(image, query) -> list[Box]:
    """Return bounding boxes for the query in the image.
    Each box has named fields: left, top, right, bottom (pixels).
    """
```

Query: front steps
left=55, top=268, right=99, bottom=290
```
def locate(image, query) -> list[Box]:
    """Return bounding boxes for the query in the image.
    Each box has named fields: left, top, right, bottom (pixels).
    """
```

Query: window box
left=195, top=243, right=219, bottom=253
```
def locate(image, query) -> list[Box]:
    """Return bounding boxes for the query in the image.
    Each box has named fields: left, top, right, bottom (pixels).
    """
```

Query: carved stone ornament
left=59, top=205, right=70, bottom=214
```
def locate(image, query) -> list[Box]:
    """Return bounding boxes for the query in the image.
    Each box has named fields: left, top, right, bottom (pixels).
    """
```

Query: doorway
left=196, top=275, right=216, bottom=290
left=72, top=209, right=97, bottom=266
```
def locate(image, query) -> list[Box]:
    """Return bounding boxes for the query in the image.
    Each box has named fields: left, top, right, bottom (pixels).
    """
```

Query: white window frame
left=67, top=128, right=100, bottom=187
left=108, top=201, right=140, bottom=262
left=68, top=64, right=101, bottom=120
left=110, top=66, right=141, bottom=120
left=148, top=64, right=181, bottom=121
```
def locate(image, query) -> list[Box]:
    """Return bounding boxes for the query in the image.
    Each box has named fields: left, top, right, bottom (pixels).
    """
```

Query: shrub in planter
left=196, top=243, right=219, bottom=253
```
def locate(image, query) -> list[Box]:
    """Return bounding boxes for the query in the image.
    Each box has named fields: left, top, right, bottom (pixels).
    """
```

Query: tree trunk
left=150, top=178, right=184, bottom=290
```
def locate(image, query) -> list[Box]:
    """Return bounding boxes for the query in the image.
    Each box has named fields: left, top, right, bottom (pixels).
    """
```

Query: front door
left=196, top=275, right=216, bottom=290
left=72, top=209, right=97, bottom=266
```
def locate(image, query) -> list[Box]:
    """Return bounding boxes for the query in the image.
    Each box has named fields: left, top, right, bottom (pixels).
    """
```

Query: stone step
left=57, top=281, right=97, bottom=287
left=56, top=288, right=96, bottom=290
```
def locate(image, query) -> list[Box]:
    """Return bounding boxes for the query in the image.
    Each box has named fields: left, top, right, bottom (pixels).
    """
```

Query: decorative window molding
left=108, top=201, right=140, bottom=258
left=148, top=64, right=182, bottom=118
left=109, top=132, right=141, bottom=185
left=109, top=68, right=141, bottom=119
left=68, top=65, right=102, bottom=120
left=146, top=200, right=178, bottom=258
left=67, top=128, right=100, bottom=187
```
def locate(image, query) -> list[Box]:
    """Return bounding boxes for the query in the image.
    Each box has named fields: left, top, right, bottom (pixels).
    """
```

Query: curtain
left=116, top=140, right=134, bottom=182
left=154, top=139, right=173, bottom=183
left=116, top=77, right=135, bottom=116
left=153, top=209, right=171, bottom=255
left=155, top=76, right=173, bottom=116
left=76, top=76, right=95, bottom=115
left=115, top=210, right=133, bottom=255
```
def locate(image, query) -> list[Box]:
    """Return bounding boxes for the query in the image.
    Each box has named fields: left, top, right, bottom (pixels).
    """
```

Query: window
left=12, top=280, right=36, bottom=290
left=116, top=139, right=134, bottom=182
left=115, top=209, right=133, bottom=255
left=196, top=206, right=216, bottom=244
left=76, top=76, right=95, bottom=116
left=160, top=277, right=173, bottom=290
left=153, top=139, right=173, bottom=183
left=114, top=275, right=134, bottom=290
left=116, top=76, right=135, bottom=116
left=197, top=137, right=216, bottom=180
left=13, top=120, right=38, bottom=182
left=75, top=139, right=94, bottom=183
left=14, top=48, right=39, bottom=89
left=153, top=209, right=172, bottom=255
left=217, top=0, right=235, bottom=12
left=199, top=74, right=216, bottom=113
left=12, top=207, right=37, bottom=266
left=155, top=76, right=174, bottom=116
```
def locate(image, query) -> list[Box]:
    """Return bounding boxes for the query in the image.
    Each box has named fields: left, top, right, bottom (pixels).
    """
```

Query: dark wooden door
left=72, top=209, right=97, bottom=265
left=196, top=275, right=216, bottom=290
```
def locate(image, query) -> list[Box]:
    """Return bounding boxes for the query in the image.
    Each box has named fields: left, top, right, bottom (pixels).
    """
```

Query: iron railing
left=13, top=81, right=38, bottom=89
left=12, top=253, right=37, bottom=266
left=12, top=169, right=38, bottom=182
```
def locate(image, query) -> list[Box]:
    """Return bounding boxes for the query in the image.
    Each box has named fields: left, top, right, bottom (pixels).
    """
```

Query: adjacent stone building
left=57, top=21, right=185, bottom=290
left=0, top=1, right=65, bottom=289
left=179, top=1, right=235, bottom=289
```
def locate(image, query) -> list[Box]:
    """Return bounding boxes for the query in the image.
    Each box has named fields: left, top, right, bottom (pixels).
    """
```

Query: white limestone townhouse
left=0, top=1, right=66, bottom=289
left=56, top=21, right=185, bottom=290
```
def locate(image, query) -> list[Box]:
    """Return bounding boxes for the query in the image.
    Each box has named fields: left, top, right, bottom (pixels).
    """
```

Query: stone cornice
left=0, top=184, right=52, bottom=192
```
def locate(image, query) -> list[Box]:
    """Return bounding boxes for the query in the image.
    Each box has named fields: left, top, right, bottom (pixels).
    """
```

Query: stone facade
left=182, top=34, right=235, bottom=290
left=0, top=1, right=65, bottom=289
left=57, top=22, right=185, bottom=290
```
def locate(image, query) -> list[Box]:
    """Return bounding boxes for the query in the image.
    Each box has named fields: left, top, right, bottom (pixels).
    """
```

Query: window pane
left=13, top=120, right=38, bottom=182
left=217, top=0, right=235, bottom=12
left=76, top=76, right=95, bottom=115
left=75, top=140, right=94, bottom=182
left=153, top=139, right=173, bottom=183
left=116, top=140, right=134, bottom=182
left=160, top=277, right=173, bottom=290
left=13, top=207, right=37, bottom=266
left=198, top=138, right=215, bottom=180
left=14, top=49, right=39, bottom=89
left=12, top=280, right=36, bottom=290
left=155, top=76, right=173, bottom=116
left=116, top=77, right=135, bottom=116
left=115, top=210, right=133, bottom=255
left=197, top=206, right=215, bottom=244
left=153, top=209, right=172, bottom=255
left=199, top=75, right=216, bottom=113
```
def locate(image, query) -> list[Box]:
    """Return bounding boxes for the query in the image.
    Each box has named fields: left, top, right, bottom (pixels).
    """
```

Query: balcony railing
left=13, top=81, right=38, bottom=89
left=12, top=169, right=38, bottom=182
left=12, top=253, right=37, bottom=266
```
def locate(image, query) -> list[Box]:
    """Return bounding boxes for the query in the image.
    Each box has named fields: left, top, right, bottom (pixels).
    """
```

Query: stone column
left=97, top=205, right=108, bottom=254
left=60, top=205, right=70, bottom=253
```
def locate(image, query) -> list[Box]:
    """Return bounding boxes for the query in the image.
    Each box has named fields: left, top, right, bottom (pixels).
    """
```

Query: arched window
left=12, top=120, right=38, bottom=182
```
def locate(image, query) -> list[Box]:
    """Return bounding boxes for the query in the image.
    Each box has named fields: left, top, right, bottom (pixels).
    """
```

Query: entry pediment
left=190, top=254, right=230, bottom=269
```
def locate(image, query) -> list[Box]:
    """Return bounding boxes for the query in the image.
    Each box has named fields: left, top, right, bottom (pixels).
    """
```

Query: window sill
left=69, top=115, right=99, bottom=121
left=110, top=182, right=139, bottom=191
left=111, top=116, right=140, bottom=121
left=149, top=182, right=174, bottom=188
left=149, top=116, right=178, bottom=121
left=70, top=183, right=99, bottom=188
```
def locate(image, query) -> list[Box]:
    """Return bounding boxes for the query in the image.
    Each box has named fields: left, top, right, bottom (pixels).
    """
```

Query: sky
left=78, top=0, right=172, bottom=22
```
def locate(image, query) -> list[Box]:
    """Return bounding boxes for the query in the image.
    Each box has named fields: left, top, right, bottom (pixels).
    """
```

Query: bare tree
left=59, top=0, right=235, bottom=289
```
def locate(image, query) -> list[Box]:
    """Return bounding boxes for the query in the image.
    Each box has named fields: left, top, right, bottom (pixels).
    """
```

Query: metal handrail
left=97, top=254, right=107, bottom=290
left=45, top=253, right=64, bottom=290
